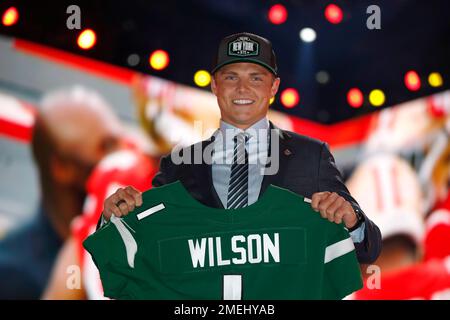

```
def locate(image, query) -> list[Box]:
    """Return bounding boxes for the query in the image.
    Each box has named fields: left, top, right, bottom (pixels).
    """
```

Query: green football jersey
left=83, top=181, right=363, bottom=300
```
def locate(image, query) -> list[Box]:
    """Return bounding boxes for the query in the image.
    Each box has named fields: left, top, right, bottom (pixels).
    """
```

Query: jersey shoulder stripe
left=137, top=203, right=166, bottom=220
left=324, top=237, right=355, bottom=263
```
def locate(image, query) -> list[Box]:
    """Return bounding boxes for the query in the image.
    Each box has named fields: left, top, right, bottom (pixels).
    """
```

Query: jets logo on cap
left=228, top=36, right=259, bottom=57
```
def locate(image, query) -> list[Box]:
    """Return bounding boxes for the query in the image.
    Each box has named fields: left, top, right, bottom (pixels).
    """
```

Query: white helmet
left=347, top=153, right=425, bottom=246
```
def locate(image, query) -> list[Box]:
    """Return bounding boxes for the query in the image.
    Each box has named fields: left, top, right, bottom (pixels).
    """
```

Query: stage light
left=404, top=70, right=421, bottom=91
left=369, top=89, right=385, bottom=107
left=299, top=28, right=316, bottom=43
left=428, top=72, right=443, bottom=88
left=149, top=50, right=169, bottom=71
left=127, top=54, right=140, bottom=66
left=77, top=29, right=96, bottom=50
left=325, top=4, right=343, bottom=24
left=2, top=7, right=19, bottom=26
left=281, top=88, right=300, bottom=108
left=194, top=70, right=211, bottom=87
left=347, top=88, right=363, bottom=108
left=268, top=4, right=288, bottom=25
left=269, top=97, right=275, bottom=105
left=316, top=71, right=330, bottom=84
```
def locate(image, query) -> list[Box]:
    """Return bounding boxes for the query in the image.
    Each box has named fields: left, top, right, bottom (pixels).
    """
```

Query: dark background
left=0, top=0, right=449, bottom=123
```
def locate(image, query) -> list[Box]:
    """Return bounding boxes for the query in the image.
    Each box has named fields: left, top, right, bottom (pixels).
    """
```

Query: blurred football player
left=0, top=86, right=124, bottom=299
left=419, top=116, right=450, bottom=261
left=42, top=148, right=156, bottom=299
left=42, top=76, right=176, bottom=299
left=346, top=153, right=450, bottom=299
left=363, top=91, right=450, bottom=263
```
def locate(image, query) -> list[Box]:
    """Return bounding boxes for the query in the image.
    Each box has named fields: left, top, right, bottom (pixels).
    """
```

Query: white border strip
left=137, top=203, right=165, bottom=220
left=110, top=216, right=137, bottom=268
left=223, top=275, right=242, bottom=300
left=324, top=237, right=355, bottom=264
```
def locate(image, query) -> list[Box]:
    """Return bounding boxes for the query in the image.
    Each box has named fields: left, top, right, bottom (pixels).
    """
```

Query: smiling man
left=101, top=32, right=382, bottom=264
left=211, top=62, right=280, bottom=129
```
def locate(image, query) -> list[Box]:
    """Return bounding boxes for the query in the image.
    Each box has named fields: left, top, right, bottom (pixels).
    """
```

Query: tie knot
left=233, top=132, right=250, bottom=145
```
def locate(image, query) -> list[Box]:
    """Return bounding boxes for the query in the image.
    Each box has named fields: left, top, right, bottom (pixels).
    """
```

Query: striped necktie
left=226, top=132, right=250, bottom=209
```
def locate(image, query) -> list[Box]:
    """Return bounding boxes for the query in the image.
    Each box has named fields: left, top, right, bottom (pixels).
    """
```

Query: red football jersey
left=352, top=257, right=450, bottom=300
left=71, top=149, right=156, bottom=299
left=424, top=188, right=450, bottom=260
left=424, top=204, right=450, bottom=261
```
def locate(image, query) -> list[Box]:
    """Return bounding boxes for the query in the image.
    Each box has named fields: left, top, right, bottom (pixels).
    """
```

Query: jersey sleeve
left=82, top=216, right=139, bottom=299
left=322, top=224, right=363, bottom=300
left=424, top=209, right=450, bottom=261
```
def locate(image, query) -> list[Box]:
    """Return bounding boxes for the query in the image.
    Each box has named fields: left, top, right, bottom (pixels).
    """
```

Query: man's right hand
left=102, top=186, right=143, bottom=222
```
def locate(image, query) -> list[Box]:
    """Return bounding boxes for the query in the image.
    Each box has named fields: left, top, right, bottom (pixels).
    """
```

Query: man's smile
left=232, top=99, right=255, bottom=105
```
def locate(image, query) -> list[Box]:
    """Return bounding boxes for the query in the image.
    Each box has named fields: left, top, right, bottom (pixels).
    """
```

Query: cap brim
left=211, top=58, right=277, bottom=76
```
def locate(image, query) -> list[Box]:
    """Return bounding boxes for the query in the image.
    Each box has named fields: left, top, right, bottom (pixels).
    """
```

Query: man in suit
left=101, top=32, right=382, bottom=264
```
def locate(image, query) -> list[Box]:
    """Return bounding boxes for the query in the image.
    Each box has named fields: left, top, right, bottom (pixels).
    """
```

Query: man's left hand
left=311, top=191, right=358, bottom=229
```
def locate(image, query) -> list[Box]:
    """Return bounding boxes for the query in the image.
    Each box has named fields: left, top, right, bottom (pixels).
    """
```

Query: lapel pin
left=284, top=149, right=292, bottom=156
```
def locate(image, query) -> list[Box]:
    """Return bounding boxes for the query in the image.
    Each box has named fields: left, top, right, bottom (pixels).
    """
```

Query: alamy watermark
left=366, top=5, right=381, bottom=30
left=168, top=122, right=280, bottom=176
left=66, top=264, right=82, bottom=290
left=66, top=5, right=81, bottom=30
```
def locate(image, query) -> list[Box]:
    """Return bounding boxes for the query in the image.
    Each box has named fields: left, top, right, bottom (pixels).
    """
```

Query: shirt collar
left=212, top=118, right=270, bottom=163
left=219, top=117, right=269, bottom=141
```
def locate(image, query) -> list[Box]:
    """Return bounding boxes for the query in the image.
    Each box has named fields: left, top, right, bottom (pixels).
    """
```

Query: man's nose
left=236, top=80, right=250, bottom=93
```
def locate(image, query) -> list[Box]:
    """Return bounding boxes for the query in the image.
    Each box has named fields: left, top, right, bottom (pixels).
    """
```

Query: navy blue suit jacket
left=151, top=121, right=382, bottom=264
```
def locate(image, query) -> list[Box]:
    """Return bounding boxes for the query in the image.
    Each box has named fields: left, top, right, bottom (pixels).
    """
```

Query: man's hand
left=311, top=191, right=358, bottom=229
left=102, top=186, right=143, bottom=222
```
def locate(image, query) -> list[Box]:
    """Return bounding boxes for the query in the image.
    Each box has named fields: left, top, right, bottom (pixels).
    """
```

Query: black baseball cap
left=211, top=32, right=278, bottom=76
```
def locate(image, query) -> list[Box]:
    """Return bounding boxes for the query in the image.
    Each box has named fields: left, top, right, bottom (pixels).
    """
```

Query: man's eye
left=252, top=77, right=263, bottom=81
left=225, top=76, right=236, bottom=80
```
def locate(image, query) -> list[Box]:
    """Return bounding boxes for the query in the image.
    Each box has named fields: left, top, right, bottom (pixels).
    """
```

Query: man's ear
left=50, top=155, right=76, bottom=185
left=210, top=75, right=218, bottom=96
left=271, top=77, right=281, bottom=97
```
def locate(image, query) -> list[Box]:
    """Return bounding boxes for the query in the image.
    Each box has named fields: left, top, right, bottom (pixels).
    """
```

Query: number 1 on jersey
left=223, top=275, right=242, bottom=300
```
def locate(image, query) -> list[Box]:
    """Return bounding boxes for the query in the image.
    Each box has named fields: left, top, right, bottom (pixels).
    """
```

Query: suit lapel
left=194, top=137, right=225, bottom=209
left=258, top=121, right=293, bottom=199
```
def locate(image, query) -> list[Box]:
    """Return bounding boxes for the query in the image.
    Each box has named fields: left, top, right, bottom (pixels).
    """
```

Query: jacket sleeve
left=151, top=154, right=173, bottom=187
left=318, top=142, right=382, bottom=264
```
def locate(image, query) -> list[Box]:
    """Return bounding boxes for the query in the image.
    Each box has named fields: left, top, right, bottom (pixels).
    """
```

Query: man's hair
left=31, top=86, right=116, bottom=183
left=383, top=234, right=418, bottom=258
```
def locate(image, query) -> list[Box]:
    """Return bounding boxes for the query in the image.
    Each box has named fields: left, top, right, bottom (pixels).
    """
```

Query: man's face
left=211, top=62, right=280, bottom=129
left=49, top=104, right=123, bottom=190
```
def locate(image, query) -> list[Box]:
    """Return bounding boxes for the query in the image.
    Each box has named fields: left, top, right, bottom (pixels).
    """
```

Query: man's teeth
left=233, top=99, right=254, bottom=105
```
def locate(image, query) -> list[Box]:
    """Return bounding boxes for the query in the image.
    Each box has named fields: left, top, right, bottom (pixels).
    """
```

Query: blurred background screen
left=0, top=0, right=449, bottom=300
